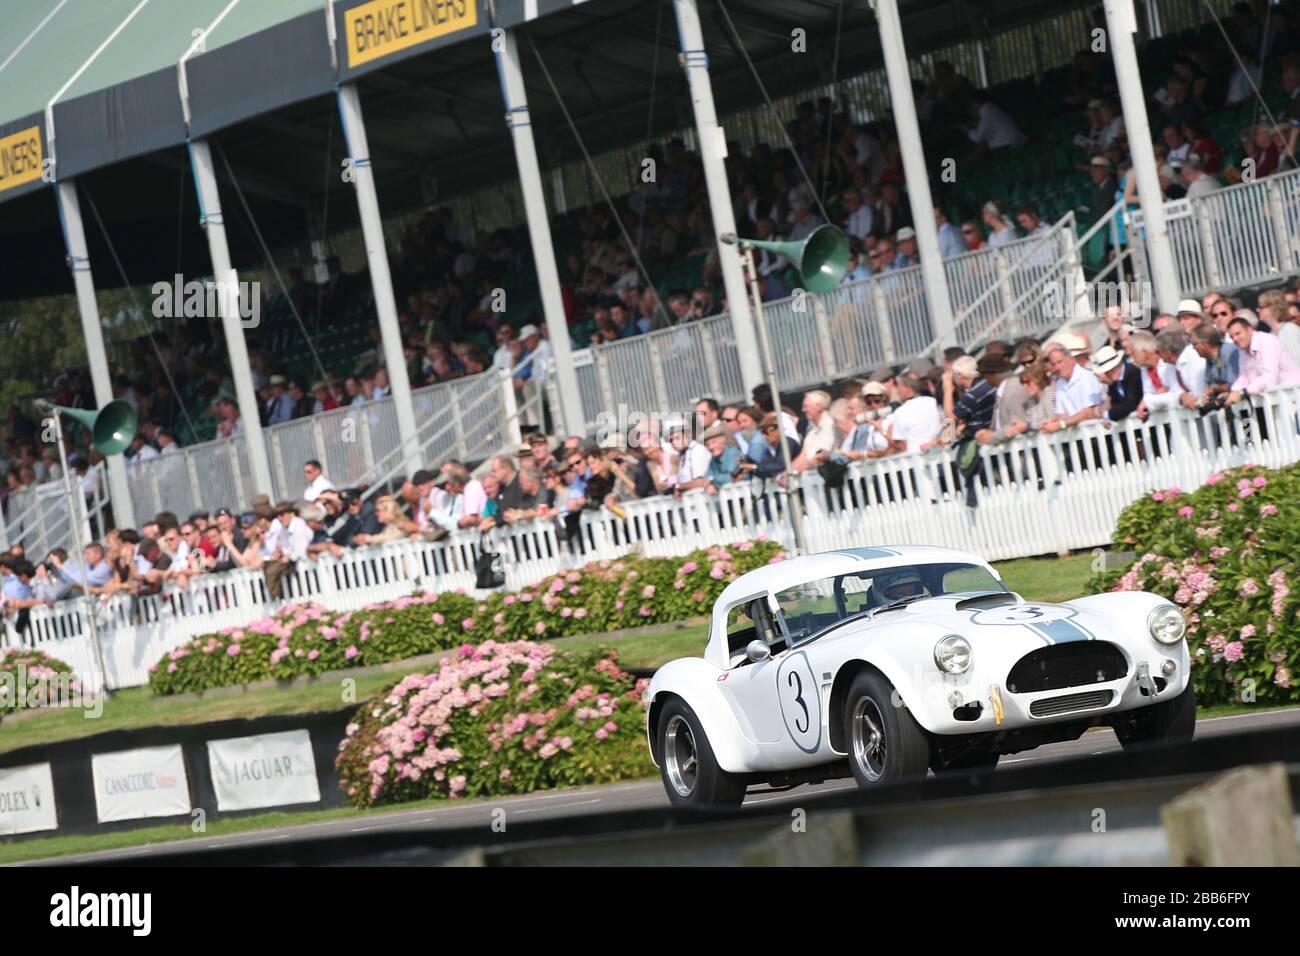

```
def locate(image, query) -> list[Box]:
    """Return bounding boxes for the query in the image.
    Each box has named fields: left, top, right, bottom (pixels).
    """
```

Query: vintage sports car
left=645, top=546, right=1193, bottom=807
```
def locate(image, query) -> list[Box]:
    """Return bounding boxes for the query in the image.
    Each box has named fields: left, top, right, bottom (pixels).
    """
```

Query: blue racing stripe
left=1030, top=618, right=1094, bottom=645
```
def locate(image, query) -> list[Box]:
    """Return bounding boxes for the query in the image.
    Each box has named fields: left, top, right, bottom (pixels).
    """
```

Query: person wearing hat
left=698, top=424, right=741, bottom=493
left=263, top=500, right=312, bottom=599
left=750, top=413, right=802, bottom=479
left=517, top=324, right=552, bottom=388
left=526, top=432, right=559, bottom=472
left=893, top=227, right=919, bottom=268
left=265, top=374, right=294, bottom=425
left=1086, top=156, right=1117, bottom=226
left=1089, top=344, right=1144, bottom=422
left=1175, top=299, right=1207, bottom=336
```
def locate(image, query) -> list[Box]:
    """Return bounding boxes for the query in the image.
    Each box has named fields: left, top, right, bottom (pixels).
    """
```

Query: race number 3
left=970, top=604, right=1071, bottom=626
left=777, top=652, right=822, bottom=753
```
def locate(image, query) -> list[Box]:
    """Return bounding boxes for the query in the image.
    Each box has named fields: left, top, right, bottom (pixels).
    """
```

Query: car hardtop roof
left=717, top=545, right=992, bottom=606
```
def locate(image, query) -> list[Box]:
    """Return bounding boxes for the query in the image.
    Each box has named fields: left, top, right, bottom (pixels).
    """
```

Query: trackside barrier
left=6, top=386, right=1298, bottom=690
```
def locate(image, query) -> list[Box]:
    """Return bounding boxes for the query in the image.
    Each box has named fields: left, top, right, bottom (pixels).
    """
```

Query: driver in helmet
left=875, top=570, right=925, bottom=604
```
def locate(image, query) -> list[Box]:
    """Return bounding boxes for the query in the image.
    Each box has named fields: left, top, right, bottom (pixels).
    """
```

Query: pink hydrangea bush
left=1093, top=463, right=1298, bottom=704
left=0, top=648, right=82, bottom=715
left=335, top=642, right=652, bottom=806
left=149, top=540, right=782, bottom=696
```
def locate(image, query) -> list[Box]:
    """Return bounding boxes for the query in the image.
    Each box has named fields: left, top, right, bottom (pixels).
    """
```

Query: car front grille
left=1029, top=690, right=1114, bottom=718
left=1007, top=642, right=1128, bottom=693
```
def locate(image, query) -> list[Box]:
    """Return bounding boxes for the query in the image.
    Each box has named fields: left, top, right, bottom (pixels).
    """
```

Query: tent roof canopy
left=0, top=0, right=1089, bottom=300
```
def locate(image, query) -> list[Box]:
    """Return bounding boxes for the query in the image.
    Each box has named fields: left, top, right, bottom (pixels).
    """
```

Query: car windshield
left=772, top=562, right=1006, bottom=644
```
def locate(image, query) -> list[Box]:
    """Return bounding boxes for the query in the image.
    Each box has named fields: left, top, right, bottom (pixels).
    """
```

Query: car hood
left=827, top=595, right=1119, bottom=655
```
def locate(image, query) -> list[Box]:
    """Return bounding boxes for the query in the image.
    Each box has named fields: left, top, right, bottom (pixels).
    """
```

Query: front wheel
left=843, top=671, right=931, bottom=787
left=1114, top=682, right=1196, bottom=748
left=657, top=698, right=746, bottom=809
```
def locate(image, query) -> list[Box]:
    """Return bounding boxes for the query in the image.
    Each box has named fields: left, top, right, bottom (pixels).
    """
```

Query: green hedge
left=335, top=641, right=652, bottom=806
left=148, top=540, right=785, bottom=695
left=1091, top=463, right=1299, bottom=705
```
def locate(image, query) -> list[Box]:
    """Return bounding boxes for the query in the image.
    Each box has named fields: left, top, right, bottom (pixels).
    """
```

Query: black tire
left=657, top=698, right=746, bottom=809
left=1115, top=682, right=1197, bottom=748
left=842, top=671, right=931, bottom=787
left=942, top=750, right=1000, bottom=772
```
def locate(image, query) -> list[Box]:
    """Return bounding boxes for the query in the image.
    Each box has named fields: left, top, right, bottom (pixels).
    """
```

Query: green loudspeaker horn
left=727, top=224, right=850, bottom=294
left=37, top=400, right=138, bottom=456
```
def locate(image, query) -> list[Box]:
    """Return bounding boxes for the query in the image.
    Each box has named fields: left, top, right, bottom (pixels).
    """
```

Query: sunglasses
left=865, top=396, right=887, bottom=404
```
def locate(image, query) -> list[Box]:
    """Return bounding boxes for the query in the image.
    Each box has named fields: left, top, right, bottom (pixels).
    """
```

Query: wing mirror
left=745, top=640, right=772, bottom=663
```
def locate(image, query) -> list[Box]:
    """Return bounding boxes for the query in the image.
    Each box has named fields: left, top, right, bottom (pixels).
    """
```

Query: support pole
left=492, top=28, right=586, bottom=437
left=188, top=139, right=275, bottom=501
left=43, top=402, right=111, bottom=698
left=336, top=83, right=423, bottom=474
left=739, top=244, right=808, bottom=556
left=673, top=0, right=764, bottom=395
left=1103, top=0, right=1181, bottom=314
left=875, top=0, right=957, bottom=351
left=55, top=180, right=136, bottom=531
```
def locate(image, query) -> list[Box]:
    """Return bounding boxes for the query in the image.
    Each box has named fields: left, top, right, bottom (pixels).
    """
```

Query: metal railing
left=1129, top=167, right=1300, bottom=297
left=570, top=227, right=1083, bottom=427
left=0, top=464, right=109, bottom=557
left=9, top=384, right=1298, bottom=691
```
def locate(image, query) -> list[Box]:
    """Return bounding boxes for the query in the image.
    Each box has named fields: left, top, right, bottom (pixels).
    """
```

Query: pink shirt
left=1232, top=330, right=1300, bottom=395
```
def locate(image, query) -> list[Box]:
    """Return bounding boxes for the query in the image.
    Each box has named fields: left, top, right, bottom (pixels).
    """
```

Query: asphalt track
left=20, top=706, right=1300, bottom=865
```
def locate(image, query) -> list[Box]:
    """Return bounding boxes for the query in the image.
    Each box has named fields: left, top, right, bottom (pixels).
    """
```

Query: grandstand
left=3, top=0, right=1300, bottom=677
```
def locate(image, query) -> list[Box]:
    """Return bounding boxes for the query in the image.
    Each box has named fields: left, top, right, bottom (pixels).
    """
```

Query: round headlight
left=934, top=635, right=973, bottom=675
left=1148, top=604, right=1186, bottom=645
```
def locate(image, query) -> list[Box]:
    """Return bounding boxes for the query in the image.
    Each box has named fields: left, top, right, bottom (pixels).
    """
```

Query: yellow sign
left=0, top=126, right=43, bottom=193
left=344, top=0, right=477, bottom=68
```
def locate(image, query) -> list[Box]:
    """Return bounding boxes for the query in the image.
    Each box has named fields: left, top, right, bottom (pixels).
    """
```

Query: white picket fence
left=6, top=385, right=1299, bottom=691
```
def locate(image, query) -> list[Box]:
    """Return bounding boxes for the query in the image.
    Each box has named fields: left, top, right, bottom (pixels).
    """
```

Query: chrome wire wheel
left=663, top=714, right=699, bottom=797
left=851, top=696, right=887, bottom=781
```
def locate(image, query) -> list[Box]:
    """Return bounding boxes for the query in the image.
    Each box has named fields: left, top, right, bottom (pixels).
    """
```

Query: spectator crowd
left=6, top=266, right=1300, bottom=626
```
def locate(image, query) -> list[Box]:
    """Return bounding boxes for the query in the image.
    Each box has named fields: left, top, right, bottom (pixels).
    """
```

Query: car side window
left=726, top=598, right=788, bottom=667
left=725, top=600, right=760, bottom=664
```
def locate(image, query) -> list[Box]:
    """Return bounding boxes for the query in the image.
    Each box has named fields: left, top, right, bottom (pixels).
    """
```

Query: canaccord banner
left=207, top=730, right=321, bottom=812
left=92, top=745, right=192, bottom=823
left=0, top=762, right=57, bottom=836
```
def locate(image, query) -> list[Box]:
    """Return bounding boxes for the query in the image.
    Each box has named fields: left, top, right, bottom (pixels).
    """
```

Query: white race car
left=645, top=546, right=1194, bottom=807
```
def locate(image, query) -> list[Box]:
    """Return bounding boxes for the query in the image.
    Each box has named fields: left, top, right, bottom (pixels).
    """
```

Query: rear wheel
left=843, top=671, right=930, bottom=787
left=657, top=698, right=746, bottom=809
left=1115, top=682, right=1196, bottom=748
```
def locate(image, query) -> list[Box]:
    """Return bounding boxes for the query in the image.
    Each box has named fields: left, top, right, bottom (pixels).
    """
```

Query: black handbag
left=817, top=457, right=850, bottom=489
left=475, top=535, right=506, bottom=589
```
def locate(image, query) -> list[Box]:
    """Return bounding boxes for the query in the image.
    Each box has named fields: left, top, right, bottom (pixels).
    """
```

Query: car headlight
left=1148, top=604, right=1186, bottom=645
left=934, top=635, right=973, bottom=675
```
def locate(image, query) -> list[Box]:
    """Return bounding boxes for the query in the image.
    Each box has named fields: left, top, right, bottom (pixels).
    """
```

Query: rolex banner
left=92, top=745, right=192, bottom=823
left=0, top=762, right=57, bottom=836
left=207, top=730, right=321, bottom=812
